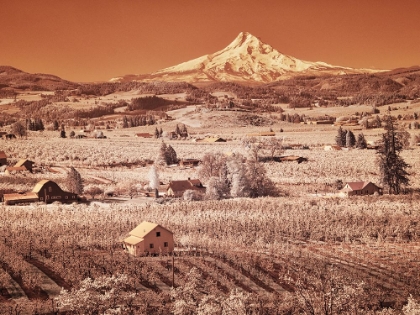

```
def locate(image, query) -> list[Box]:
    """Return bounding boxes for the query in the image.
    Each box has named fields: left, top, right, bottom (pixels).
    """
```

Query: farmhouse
left=3, top=180, right=78, bottom=205
left=0, top=151, right=7, bottom=166
left=123, top=221, right=174, bottom=256
left=340, top=181, right=382, bottom=196
left=167, top=179, right=205, bottom=197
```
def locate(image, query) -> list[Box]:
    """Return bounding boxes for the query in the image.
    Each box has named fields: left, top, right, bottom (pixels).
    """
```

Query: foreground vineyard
left=1, top=196, right=420, bottom=314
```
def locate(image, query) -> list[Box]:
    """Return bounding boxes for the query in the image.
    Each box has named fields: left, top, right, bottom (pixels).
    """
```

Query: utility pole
left=172, top=254, right=175, bottom=288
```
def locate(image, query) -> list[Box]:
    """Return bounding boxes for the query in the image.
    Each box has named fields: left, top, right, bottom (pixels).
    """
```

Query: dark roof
left=168, top=179, right=204, bottom=192
left=14, top=159, right=34, bottom=167
left=0, top=151, right=7, bottom=159
left=344, top=182, right=379, bottom=191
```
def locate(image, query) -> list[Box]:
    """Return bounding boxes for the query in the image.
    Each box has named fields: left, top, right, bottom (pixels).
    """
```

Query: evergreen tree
left=335, top=127, right=346, bottom=147
left=155, top=142, right=168, bottom=166
left=159, top=127, right=163, bottom=137
left=66, top=167, right=83, bottom=195
left=377, top=116, right=410, bottom=194
left=122, top=116, right=129, bottom=128
left=166, top=145, right=178, bottom=165
left=60, top=129, right=66, bottom=138
left=346, top=130, right=355, bottom=148
left=154, top=127, right=160, bottom=139
left=181, top=124, right=188, bottom=137
left=37, top=118, right=44, bottom=131
left=175, top=124, right=181, bottom=137
left=53, top=120, right=59, bottom=131
left=356, top=133, right=367, bottom=149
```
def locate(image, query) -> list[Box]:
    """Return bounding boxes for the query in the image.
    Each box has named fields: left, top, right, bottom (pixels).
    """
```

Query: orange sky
left=1, top=0, right=420, bottom=82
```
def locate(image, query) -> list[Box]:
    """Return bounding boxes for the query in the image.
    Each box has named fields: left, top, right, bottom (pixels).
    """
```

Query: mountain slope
left=112, top=32, right=381, bottom=84
left=0, top=66, right=79, bottom=91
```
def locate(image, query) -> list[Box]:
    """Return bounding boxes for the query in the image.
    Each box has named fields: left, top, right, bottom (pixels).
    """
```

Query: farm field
left=1, top=94, right=420, bottom=314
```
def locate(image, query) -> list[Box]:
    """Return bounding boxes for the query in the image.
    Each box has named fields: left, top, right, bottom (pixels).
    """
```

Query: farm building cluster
left=0, top=151, right=79, bottom=205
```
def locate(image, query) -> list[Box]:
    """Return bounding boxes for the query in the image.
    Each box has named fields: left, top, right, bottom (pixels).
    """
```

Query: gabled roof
left=0, top=151, right=7, bottom=159
left=129, top=221, right=173, bottom=239
left=344, top=181, right=375, bottom=191
left=123, top=235, right=144, bottom=245
left=32, top=180, right=53, bottom=193
left=14, top=159, right=34, bottom=167
left=168, top=179, right=204, bottom=192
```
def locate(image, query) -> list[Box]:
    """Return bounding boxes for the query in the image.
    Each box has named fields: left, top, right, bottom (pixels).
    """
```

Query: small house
left=0, top=151, right=7, bottom=166
left=123, top=221, right=174, bottom=256
left=167, top=179, right=205, bottom=197
left=340, top=181, right=382, bottom=196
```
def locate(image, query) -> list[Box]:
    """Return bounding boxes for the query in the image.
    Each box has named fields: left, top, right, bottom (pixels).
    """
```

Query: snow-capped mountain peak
left=112, top=32, right=380, bottom=83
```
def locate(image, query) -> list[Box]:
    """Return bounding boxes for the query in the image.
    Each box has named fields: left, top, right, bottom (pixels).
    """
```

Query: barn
left=123, top=221, right=174, bottom=256
left=3, top=180, right=78, bottom=205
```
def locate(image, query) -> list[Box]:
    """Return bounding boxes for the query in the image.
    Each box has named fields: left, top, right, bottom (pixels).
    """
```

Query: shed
left=14, top=159, right=35, bottom=172
left=179, top=159, right=201, bottom=167
left=123, top=221, right=174, bottom=256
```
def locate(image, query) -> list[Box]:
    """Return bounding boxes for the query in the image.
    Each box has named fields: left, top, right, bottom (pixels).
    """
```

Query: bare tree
left=198, top=152, right=227, bottom=181
left=11, top=121, right=26, bottom=138
left=242, top=137, right=263, bottom=162
left=263, top=137, right=284, bottom=160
